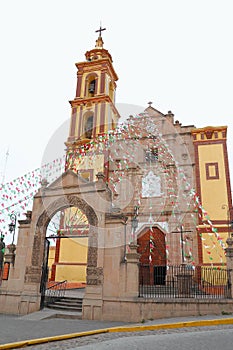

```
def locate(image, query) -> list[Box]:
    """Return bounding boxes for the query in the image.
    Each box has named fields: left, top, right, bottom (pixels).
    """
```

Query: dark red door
left=137, top=227, right=166, bottom=285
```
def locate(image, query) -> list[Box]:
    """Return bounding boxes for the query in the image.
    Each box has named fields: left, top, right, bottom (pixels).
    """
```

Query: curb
left=1, top=318, right=233, bottom=349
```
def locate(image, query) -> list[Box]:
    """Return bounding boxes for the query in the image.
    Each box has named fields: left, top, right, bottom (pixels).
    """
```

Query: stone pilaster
left=125, top=243, right=140, bottom=297
left=4, top=244, right=16, bottom=266
left=225, top=237, right=233, bottom=298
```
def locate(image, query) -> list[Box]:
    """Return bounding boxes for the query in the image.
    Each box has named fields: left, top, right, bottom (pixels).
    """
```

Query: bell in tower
left=88, top=80, right=95, bottom=94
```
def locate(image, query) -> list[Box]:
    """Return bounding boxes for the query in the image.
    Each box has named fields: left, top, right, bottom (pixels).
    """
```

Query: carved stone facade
left=86, top=266, right=103, bottom=285
left=1, top=34, right=232, bottom=323
left=0, top=170, right=109, bottom=315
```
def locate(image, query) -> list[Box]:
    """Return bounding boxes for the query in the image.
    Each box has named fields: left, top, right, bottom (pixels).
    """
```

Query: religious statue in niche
left=142, top=171, right=162, bottom=198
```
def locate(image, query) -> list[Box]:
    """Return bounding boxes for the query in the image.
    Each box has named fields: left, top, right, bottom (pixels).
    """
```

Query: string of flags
left=0, top=114, right=227, bottom=264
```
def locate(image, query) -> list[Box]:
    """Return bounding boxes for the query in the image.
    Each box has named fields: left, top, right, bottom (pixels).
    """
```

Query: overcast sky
left=0, top=0, right=233, bottom=185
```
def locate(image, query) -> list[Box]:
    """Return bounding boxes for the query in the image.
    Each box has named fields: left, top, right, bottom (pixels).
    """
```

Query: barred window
left=145, top=147, right=158, bottom=162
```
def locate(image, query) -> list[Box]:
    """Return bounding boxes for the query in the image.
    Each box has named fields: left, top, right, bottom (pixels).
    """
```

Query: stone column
left=225, top=236, right=233, bottom=298
left=4, top=244, right=16, bottom=266
left=125, top=243, right=140, bottom=297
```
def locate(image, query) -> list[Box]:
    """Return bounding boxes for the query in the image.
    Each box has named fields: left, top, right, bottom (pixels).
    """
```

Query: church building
left=0, top=28, right=232, bottom=321
left=48, top=27, right=232, bottom=285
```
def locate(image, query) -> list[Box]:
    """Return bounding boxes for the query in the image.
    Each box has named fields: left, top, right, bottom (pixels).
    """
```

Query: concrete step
left=46, top=296, right=83, bottom=312
left=53, top=301, right=82, bottom=308
left=47, top=303, right=82, bottom=312
left=59, top=297, right=83, bottom=304
left=55, top=299, right=82, bottom=305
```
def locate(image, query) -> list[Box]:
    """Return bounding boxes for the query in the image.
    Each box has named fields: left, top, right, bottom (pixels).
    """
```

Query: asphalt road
left=69, top=328, right=233, bottom=350
left=26, top=325, right=233, bottom=350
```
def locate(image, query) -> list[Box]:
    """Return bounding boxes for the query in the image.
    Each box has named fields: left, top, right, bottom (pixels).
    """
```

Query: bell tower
left=66, top=27, right=119, bottom=147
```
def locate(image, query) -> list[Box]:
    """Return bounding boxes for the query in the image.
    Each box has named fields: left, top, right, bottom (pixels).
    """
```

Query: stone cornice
left=69, top=95, right=118, bottom=109
left=192, top=125, right=227, bottom=142
left=76, top=58, right=118, bottom=81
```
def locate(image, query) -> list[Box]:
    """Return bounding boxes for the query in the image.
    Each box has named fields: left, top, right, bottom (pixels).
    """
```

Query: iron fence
left=45, top=280, right=67, bottom=305
left=139, top=264, right=232, bottom=299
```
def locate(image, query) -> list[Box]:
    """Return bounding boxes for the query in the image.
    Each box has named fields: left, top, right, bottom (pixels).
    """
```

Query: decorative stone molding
left=226, top=237, right=233, bottom=264
left=126, top=243, right=140, bottom=262
left=31, top=233, right=43, bottom=266
left=225, top=237, right=233, bottom=298
left=37, top=195, right=98, bottom=230
left=87, top=247, right=98, bottom=267
left=25, top=266, right=42, bottom=283
left=4, top=244, right=16, bottom=266
left=25, top=194, right=99, bottom=286
left=86, top=267, right=103, bottom=285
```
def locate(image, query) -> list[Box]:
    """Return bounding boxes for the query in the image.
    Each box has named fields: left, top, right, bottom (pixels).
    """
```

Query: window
left=205, top=162, right=219, bottom=180
left=84, top=115, right=93, bottom=139
left=145, top=147, right=158, bottom=163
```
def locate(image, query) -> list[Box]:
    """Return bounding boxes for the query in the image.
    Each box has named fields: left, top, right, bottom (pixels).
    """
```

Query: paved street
left=0, top=312, right=233, bottom=349
left=21, top=325, right=233, bottom=350
left=0, top=313, right=127, bottom=345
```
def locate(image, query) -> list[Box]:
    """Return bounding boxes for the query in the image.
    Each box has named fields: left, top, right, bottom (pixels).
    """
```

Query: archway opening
left=45, top=206, right=89, bottom=290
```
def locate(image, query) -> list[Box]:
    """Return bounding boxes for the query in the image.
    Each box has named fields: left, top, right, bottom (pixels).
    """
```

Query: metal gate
left=40, top=238, right=50, bottom=309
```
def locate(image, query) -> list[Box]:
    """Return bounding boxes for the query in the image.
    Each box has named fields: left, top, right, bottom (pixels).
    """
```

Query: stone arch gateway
left=0, top=170, right=114, bottom=315
left=27, top=194, right=98, bottom=287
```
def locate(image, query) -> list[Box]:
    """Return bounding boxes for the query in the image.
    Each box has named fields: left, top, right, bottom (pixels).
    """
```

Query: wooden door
left=137, top=227, right=166, bottom=285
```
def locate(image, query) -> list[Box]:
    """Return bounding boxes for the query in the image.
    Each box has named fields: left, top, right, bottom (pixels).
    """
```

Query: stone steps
left=46, top=296, right=83, bottom=313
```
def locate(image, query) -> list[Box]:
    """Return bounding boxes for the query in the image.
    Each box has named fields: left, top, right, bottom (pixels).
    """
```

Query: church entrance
left=137, top=227, right=167, bottom=285
left=40, top=206, right=89, bottom=307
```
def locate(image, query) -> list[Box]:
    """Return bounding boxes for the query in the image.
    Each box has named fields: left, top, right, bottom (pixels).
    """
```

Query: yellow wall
left=51, top=237, right=88, bottom=283
left=201, top=231, right=228, bottom=264
left=59, top=237, right=88, bottom=262
left=198, top=143, right=228, bottom=220
left=75, top=153, right=104, bottom=180
left=59, top=237, right=87, bottom=283
left=56, top=265, right=87, bottom=283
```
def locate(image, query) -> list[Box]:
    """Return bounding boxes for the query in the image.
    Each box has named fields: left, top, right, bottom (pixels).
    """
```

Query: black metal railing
left=139, top=264, right=232, bottom=299
left=45, top=280, right=67, bottom=305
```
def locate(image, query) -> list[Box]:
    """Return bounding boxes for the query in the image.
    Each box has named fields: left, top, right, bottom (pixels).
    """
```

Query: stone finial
left=95, top=36, right=104, bottom=49
left=96, top=172, right=105, bottom=182
left=41, top=178, right=49, bottom=188
left=25, top=211, right=32, bottom=224
left=126, top=243, right=140, bottom=262
left=4, top=244, right=16, bottom=266
left=95, top=25, right=106, bottom=48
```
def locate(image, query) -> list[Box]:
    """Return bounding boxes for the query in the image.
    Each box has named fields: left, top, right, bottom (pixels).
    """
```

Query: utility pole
left=1, top=147, right=9, bottom=184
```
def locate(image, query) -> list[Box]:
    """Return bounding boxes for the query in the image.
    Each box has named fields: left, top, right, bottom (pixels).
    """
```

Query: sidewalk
left=0, top=310, right=233, bottom=347
left=0, top=310, right=127, bottom=346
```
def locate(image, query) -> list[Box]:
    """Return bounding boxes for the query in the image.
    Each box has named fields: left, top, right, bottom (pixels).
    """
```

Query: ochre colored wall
left=48, top=246, right=55, bottom=279
left=74, top=153, right=104, bottom=180
left=198, top=143, right=228, bottom=220
left=201, top=231, right=228, bottom=264
left=55, top=265, right=87, bottom=283
left=54, top=237, right=88, bottom=283
left=59, top=237, right=88, bottom=262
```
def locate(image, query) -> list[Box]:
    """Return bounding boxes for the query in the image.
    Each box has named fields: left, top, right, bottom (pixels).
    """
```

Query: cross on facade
left=95, top=25, right=106, bottom=37
left=172, top=226, right=193, bottom=263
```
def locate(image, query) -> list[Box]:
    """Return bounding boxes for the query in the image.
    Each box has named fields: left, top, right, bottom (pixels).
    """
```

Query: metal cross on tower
left=95, top=25, right=106, bottom=37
